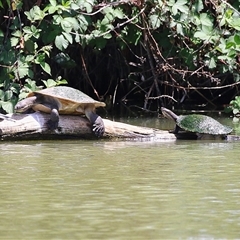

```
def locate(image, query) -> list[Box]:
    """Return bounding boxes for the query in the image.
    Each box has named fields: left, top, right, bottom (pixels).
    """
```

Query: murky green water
left=0, top=117, right=240, bottom=239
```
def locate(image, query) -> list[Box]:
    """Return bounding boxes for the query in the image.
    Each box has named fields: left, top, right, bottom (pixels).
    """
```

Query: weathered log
left=0, top=112, right=176, bottom=141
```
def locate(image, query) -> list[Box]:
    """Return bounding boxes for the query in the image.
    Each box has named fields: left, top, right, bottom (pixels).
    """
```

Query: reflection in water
left=0, top=117, right=239, bottom=239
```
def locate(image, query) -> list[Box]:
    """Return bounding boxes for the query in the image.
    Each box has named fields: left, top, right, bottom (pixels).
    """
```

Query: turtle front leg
left=85, top=109, right=105, bottom=137
left=47, top=108, right=59, bottom=130
left=169, top=125, right=180, bottom=134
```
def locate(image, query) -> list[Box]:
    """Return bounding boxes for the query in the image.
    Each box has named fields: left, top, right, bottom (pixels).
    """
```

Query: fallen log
left=0, top=112, right=176, bottom=141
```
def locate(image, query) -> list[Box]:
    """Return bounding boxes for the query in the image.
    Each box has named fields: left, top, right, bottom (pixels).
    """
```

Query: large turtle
left=15, top=86, right=106, bottom=137
left=161, top=107, right=232, bottom=139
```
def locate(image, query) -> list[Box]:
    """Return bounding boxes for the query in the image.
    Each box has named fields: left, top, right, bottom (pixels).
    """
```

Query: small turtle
left=161, top=107, right=232, bottom=139
left=15, top=86, right=106, bottom=137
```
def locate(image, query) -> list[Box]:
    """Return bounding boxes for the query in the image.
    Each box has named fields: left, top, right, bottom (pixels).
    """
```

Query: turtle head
left=161, top=107, right=178, bottom=122
left=15, top=96, right=37, bottom=113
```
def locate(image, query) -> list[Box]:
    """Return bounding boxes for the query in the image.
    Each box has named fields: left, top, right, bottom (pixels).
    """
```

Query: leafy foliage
left=227, top=96, right=240, bottom=122
left=0, top=0, right=240, bottom=113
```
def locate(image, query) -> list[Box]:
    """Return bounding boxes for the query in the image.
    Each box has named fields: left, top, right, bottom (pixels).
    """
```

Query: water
left=0, top=117, right=240, bottom=239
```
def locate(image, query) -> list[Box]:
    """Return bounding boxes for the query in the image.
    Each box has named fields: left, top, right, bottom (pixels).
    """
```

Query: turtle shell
left=177, top=114, right=232, bottom=135
left=28, top=86, right=105, bottom=114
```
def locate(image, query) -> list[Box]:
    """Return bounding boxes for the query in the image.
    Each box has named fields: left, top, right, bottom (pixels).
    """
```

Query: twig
left=163, top=80, right=240, bottom=90
left=147, top=95, right=178, bottom=102
left=80, top=49, right=100, bottom=99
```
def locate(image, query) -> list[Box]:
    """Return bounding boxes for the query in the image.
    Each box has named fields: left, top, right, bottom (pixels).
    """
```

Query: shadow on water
left=0, top=116, right=239, bottom=239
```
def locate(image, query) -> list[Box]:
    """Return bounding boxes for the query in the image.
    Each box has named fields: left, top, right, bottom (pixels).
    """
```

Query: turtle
left=161, top=107, right=232, bottom=139
left=15, top=86, right=106, bottom=137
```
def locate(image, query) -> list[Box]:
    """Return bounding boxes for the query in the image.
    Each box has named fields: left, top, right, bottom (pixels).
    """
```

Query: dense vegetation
left=0, top=0, right=240, bottom=115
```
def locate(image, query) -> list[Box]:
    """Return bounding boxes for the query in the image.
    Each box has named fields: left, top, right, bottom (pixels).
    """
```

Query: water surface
left=0, top=117, right=240, bottom=239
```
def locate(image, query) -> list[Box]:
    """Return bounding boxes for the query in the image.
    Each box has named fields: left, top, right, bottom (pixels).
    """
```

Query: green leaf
left=4, top=90, right=13, bottom=101
left=15, top=62, right=30, bottom=78
left=31, top=25, right=41, bottom=38
left=49, top=0, right=57, bottom=7
left=75, top=32, right=80, bottom=43
left=172, top=0, right=188, bottom=15
left=85, top=2, right=93, bottom=13
left=234, top=34, right=240, bottom=45
left=194, top=26, right=213, bottom=41
left=61, top=19, right=72, bottom=32
left=103, top=7, right=114, bottom=21
left=233, top=108, right=239, bottom=114
left=76, top=0, right=93, bottom=12
left=149, top=14, right=161, bottom=29
left=194, top=0, right=204, bottom=12
left=199, top=13, right=213, bottom=27
left=40, top=62, right=51, bottom=75
left=226, top=41, right=235, bottom=49
left=11, top=30, right=22, bottom=37
left=1, top=101, right=14, bottom=113
left=55, top=34, right=69, bottom=50
left=61, top=17, right=79, bottom=32
left=227, top=18, right=240, bottom=31
left=24, top=40, right=35, bottom=53
left=114, top=8, right=125, bottom=19
left=91, top=30, right=101, bottom=38
left=25, top=55, right=35, bottom=62
left=208, top=57, right=216, bottom=69
left=228, top=49, right=236, bottom=58
left=22, top=26, right=32, bottom=35
left=71, top=3, right=80, bottom=10
left=35, top=53, right=45, bottom=64
left=10, top=37, right=19, bottom=47
left=42, top=79, right=57, bottom=88
left=18, top=91, right=29, bottom=100
left=56, top=78, right=68, bottom=85
left=24, top=6, right=46, bottom=22
left=62, top=32, right=73, bottom=44
left=42, top=77, right=68, bottom=88
left=41, top=45, right=52, bottom=57
left=77, top=15, right=91, bottom=32
left=48, top=5, right=58, bottom=14
left=176, top=23, right=183, bottom=35
left=194, top=31, right=209, bottom=40
left=24, top=79, right=40, bottom=92
left=101, top=17, right=110, bottom=26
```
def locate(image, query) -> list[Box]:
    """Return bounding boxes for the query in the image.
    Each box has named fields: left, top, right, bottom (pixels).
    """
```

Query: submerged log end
left=103, top=118, right=176, bottom=140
